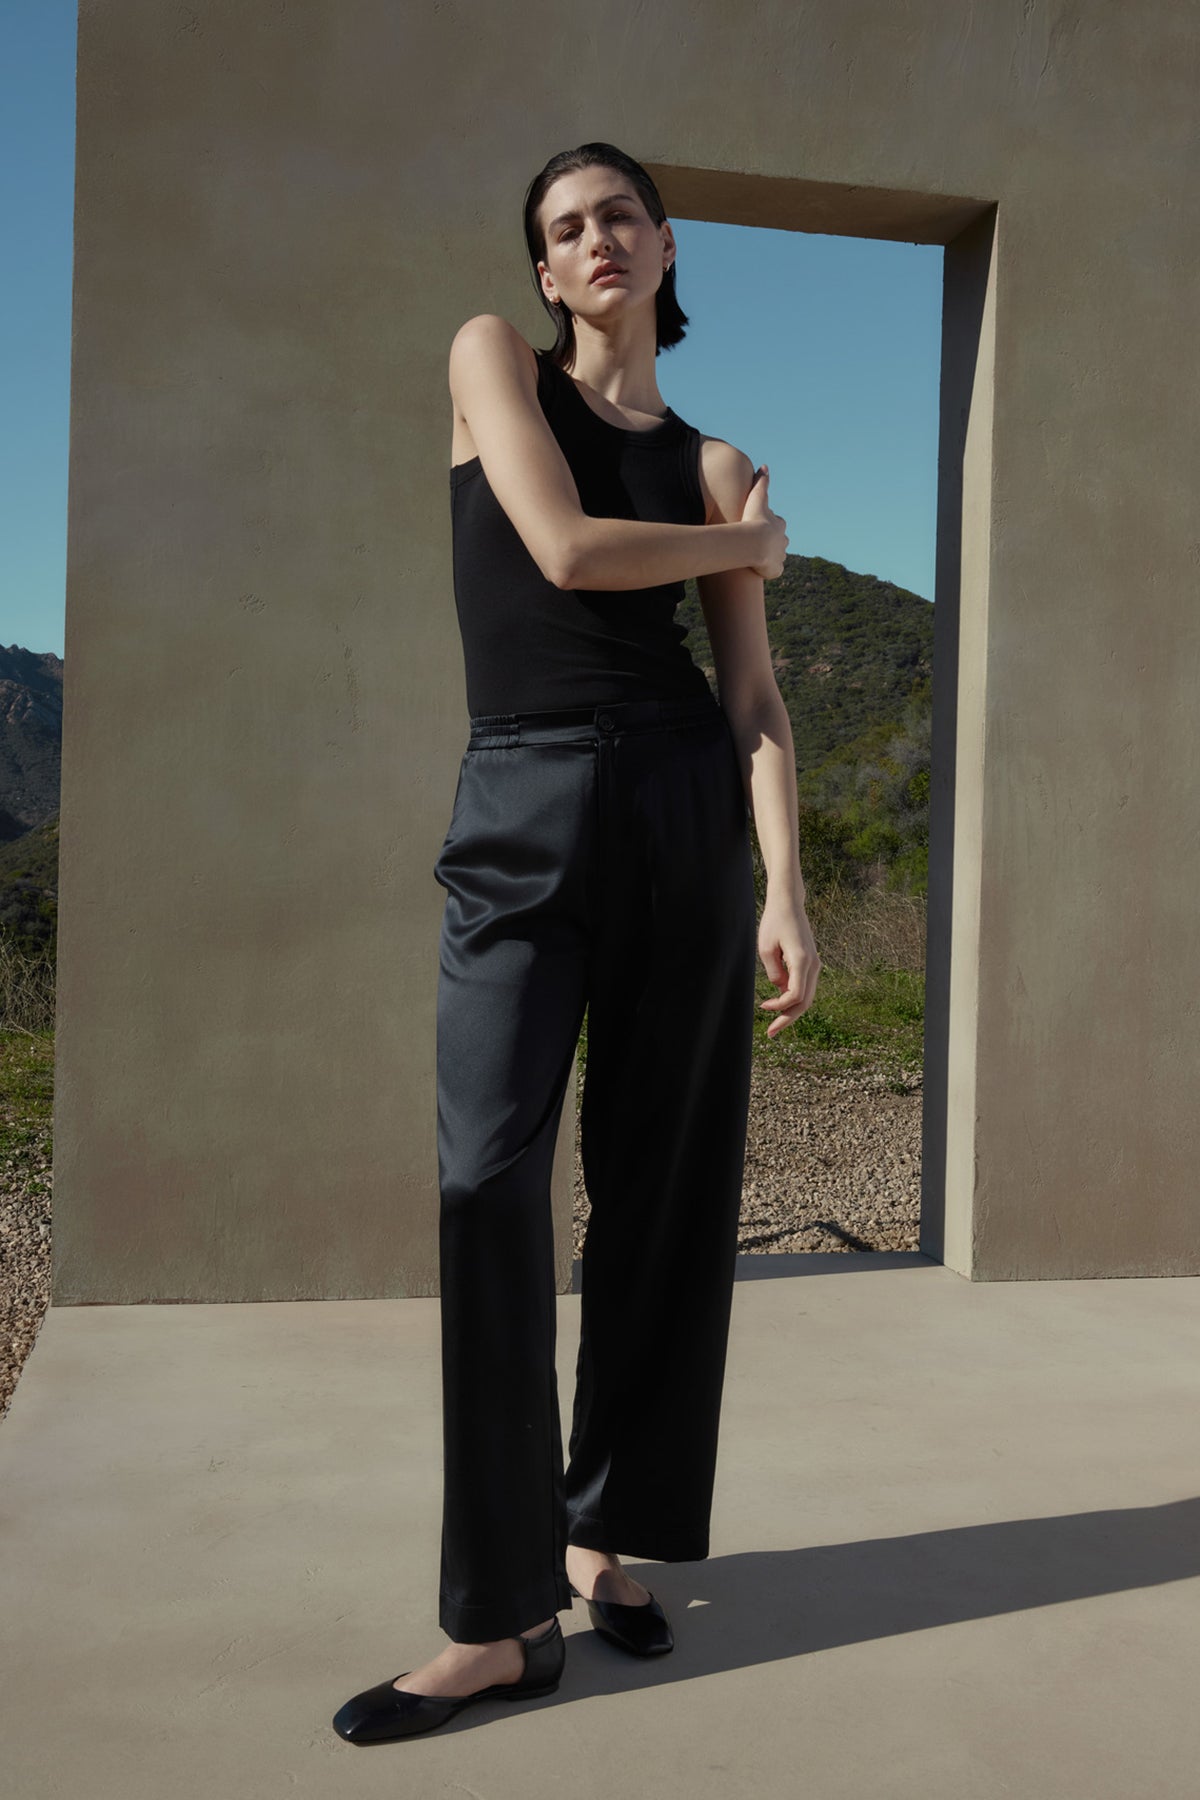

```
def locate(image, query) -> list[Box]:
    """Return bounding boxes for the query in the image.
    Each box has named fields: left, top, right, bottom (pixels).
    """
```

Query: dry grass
left=804, top=878, right=926, bottom=978
left=0, top=939, right=55, bottom=1037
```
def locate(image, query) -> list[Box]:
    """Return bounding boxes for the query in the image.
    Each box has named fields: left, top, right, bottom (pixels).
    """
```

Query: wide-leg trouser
left=431, top=691, right=757, bottom=1643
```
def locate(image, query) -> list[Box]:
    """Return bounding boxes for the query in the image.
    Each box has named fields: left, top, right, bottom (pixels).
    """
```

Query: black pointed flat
left=331, top=1616, right=565, bottom=1744
left=568, top=1580, right=674, bottom=1656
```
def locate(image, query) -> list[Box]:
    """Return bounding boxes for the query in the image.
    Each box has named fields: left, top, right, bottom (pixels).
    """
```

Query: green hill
left=681, top=555, right=934, bottom=896
left=680, top=553, right=932, bottom=772
left=0, top=814, right=59, bottom=956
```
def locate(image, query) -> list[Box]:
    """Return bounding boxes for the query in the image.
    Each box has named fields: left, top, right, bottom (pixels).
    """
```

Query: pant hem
left=438, top=1571, right=574, bottom=1644
left=565, top=1509, right=710, bottom=1564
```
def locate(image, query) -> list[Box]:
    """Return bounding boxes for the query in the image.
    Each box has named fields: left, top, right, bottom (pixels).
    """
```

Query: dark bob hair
left=522, top=142, right=689, bottom=369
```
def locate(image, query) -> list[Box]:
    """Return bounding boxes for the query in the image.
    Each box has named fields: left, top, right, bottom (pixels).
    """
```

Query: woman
left=333, top=141, right=821, bottom=1745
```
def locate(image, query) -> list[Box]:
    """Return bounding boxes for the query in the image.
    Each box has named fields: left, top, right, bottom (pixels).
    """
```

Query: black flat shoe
left=568, top=1580, right=674, bottom=1656
left=331, top=1617, right=565, bottom=1744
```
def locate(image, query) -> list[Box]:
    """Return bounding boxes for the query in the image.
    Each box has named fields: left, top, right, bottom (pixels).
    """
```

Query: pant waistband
left=468, top=693, right=721, bottom=745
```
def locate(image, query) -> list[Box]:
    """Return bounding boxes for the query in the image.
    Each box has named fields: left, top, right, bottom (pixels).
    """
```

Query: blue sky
left=1, top=4, right=941, bottom=662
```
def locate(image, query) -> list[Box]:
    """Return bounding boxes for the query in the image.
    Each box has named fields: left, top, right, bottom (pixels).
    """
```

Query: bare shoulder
left=447, top=318, right=541, bottom=466
left=449, top=315, right=538, bottom=387
left=696, top=434, right=757, bottom=526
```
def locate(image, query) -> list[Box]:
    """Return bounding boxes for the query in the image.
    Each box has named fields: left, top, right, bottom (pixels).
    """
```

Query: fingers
left=758, top=939, right=820, bottom=1036
left=759, top=977, right=807, bottom=1010
left=759, top=978, right=808, bottom=1026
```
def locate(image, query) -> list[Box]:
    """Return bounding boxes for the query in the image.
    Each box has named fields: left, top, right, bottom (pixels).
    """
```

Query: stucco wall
left=53, top=0, right=1199, bottom=1296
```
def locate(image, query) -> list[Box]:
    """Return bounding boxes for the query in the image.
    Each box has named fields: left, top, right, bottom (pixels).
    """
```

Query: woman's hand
left=757, top=893, right=821, bottom=1036
left=742, top=464, right=789, bottom=580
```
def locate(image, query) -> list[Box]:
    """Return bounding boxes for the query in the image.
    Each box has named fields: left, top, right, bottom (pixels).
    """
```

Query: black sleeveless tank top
left=448, top=346, right=714, bottom=715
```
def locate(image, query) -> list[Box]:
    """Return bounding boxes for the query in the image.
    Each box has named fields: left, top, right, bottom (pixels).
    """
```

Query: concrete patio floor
left=2, top=1250, right=1198, bottom=1798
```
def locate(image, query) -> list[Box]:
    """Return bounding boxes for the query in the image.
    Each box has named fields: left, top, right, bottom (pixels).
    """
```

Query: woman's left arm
left=695, top=437, right=822, bottom=1035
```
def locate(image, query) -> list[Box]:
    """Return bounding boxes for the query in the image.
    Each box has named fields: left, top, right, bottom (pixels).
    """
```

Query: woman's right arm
left=448, top=315, right=779, bottom=591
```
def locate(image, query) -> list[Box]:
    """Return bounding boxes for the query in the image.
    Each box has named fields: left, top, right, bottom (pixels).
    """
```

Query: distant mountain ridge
left=0, top=646, right=63, bottom=842
left=680, top=554, right=933, bottom=772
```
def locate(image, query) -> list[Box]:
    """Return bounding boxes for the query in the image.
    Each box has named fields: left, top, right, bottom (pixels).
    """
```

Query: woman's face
left=536, top=165, right=674, bottom=322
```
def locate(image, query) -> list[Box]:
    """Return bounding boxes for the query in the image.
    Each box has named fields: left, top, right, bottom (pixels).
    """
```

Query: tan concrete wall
left=53, top=0, right=1199, bottom=1297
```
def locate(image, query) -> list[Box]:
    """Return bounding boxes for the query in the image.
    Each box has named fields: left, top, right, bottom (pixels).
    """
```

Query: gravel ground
left=571, top=1058, right=923, bottom=1260
left=1, top=1060, right=922, bottom=1421
left=1, top=1121, right=52, bottom=1423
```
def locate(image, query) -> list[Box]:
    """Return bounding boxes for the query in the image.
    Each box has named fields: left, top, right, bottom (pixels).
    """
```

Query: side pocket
left=432, top=750, right=472, bottom=888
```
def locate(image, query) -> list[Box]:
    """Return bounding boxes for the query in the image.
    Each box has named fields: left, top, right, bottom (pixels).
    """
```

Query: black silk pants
left=431, top=692, right=757, bottom=1643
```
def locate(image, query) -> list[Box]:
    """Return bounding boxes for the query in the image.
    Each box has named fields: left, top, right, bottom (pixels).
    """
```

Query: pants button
left=597, top=712, right=614, bottom=731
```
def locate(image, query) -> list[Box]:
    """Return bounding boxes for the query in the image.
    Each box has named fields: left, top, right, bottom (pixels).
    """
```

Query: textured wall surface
left=54, top=0, right=1198, bottom=1295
